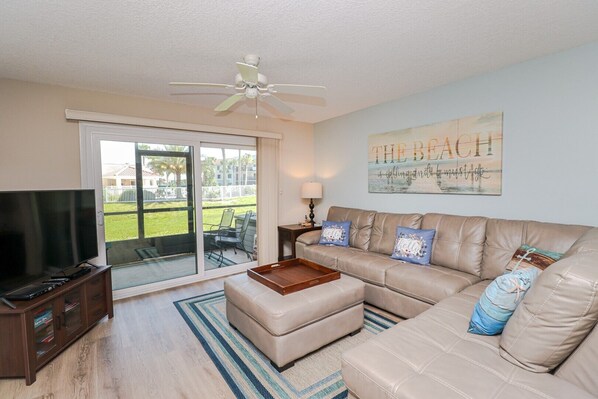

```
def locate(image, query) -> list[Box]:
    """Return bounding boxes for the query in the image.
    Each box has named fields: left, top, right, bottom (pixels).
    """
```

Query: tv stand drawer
left=85, top=273, right=108, bottom=325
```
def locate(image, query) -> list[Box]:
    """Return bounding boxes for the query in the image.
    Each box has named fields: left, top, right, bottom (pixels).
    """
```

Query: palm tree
left=221, top=148, right=227, bottom=187
left=240, top=153, right=253, bottom=185
left=146, top=145, right=188, bottom=199
left=201, top=156, right=217, bottom=186
left=227, top=157, right=240, bottom=185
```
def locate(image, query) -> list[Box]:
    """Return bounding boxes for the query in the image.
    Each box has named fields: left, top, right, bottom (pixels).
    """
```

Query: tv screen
left=0, top=189, right=98, bottom=294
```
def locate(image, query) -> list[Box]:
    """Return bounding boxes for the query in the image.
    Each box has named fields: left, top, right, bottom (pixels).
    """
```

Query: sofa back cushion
left=368, top=212, right=422, bottom=255
left=499, top=252, right=598, bottom=372
left=421, top=213, right=487, bottom=276
left=566, top=227, right=598, bottom=256
left=555, top=324, right=598, bottom=396
left=552, top=227, right=598, bottom=395
left=481, top=219, right=589, bottom=280
left=327, top=206, right=376, bottom=251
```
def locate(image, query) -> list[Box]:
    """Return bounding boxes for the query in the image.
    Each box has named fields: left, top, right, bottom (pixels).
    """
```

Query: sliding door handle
left=97, top=211, right=104, bottom=227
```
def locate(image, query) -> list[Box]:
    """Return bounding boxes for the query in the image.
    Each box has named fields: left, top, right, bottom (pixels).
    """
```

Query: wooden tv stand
left=0, top=266, right=113, bottom=385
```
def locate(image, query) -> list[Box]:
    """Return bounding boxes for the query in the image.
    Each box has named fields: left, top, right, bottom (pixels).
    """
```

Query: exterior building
left=102, top=163, right=160, bottom=188
left=212, top=157, right=256, bottom=186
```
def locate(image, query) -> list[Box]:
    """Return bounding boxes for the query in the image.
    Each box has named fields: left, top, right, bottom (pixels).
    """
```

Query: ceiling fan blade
left=236, top=62, right=258, bottom=84
left=169, top=82, right=235, bottom=89
left=260, top=93, right=294, bottom=114
left=214, top=93, right=245, bottom=112
left=267, top=84, right=326, bottom=97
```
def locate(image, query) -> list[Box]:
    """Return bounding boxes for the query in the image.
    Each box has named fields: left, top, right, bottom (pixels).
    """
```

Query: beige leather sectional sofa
left=295, top=206, right=598, bottom=399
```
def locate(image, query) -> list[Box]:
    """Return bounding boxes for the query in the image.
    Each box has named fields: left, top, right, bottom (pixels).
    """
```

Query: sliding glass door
left=201, top=145, right=257, bottom=271
left=99, top=140, right=197, bottom=290
left=80, top=123, right=257, bottom=297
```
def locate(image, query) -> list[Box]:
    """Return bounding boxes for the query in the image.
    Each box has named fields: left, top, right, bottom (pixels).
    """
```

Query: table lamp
left=301, top=182, right=323, bottom=225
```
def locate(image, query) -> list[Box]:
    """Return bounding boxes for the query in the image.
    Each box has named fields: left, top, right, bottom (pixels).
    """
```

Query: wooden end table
left=277, top=224, right=322, bottom=261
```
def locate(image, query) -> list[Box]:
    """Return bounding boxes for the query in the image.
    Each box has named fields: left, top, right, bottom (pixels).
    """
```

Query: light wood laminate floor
left=0, top=277, right=236, bottom=399
left=0, top=277, right=402, bottom=399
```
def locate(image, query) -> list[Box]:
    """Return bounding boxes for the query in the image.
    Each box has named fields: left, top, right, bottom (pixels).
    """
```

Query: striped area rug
left=175, top=290, right=396, bottom=399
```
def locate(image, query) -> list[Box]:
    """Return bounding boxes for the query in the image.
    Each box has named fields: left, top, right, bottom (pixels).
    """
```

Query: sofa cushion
left=337, top=252, right=401, bottom=287
left=303, top=244, right=362, bottom=269
left=422, top=213, right=487, bottom=276
left=327, top=206, right=376, bottom=251
left=500, top=252, right=598, bottom=372
left=368, top=212, right=422, bottom=254
left=342, top=280, right=595, bottom=399
left=385, top=263, right=480, bottom=305
left=296, top=229, right=321, bottom=245
left=481, top=218, right=589, bottom=280
left=318, top=220, right=351, bottom=247
left=555, top=227, right=598, bottom=396
left=468, top=267, right=540, bottom=336
left=566, top=227, right=598, bottom=256
left=556, top=324, right=598, bottom=396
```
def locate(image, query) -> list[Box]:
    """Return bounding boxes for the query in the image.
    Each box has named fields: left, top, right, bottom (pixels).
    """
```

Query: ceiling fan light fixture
left=246, top=87, right=258, bottom=99
left=236, top=72, right=267, bottom=88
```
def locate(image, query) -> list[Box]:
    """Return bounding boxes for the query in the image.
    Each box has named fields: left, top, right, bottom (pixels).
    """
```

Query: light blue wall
left=314, top=42, right=598, bottom=226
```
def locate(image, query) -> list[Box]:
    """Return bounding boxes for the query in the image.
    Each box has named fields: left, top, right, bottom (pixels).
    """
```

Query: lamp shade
left=301, top=182, right=323, bottom=199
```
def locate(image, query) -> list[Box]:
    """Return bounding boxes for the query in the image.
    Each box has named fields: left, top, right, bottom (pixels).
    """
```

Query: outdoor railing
left=102, top=185, right=256, bottom=203
left=102, top=184, right=257, bottom=242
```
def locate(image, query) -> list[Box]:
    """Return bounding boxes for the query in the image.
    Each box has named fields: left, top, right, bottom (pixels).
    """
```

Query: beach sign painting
left=368, top=112, right=503, bottom=195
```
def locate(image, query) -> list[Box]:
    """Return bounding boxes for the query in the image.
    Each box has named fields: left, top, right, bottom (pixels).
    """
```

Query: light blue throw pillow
left=390, top=227, right=436, bottom=265
left=468, top=267, right=540, bottom=335
left=318, top=220, right=351, bottom=247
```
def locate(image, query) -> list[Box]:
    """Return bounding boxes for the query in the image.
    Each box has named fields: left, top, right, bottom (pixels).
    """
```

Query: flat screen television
left=0, top=189, right=98, bottom=294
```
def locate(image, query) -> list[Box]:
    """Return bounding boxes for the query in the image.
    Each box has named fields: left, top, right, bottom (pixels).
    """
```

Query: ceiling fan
left=169, top=54, right=326, bottom=118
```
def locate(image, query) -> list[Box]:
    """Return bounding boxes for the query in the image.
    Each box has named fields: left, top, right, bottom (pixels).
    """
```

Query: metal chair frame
left=204, top=208, right=235, bottom=259
left=213, top=211, right=254, bottom=266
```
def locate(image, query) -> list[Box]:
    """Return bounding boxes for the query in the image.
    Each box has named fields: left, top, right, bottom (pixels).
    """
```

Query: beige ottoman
left=224, top=273, right=365, bottom=372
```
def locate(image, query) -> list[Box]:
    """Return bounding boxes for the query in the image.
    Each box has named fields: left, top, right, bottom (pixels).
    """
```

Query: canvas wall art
left=368, top=112, right=503, bottom=195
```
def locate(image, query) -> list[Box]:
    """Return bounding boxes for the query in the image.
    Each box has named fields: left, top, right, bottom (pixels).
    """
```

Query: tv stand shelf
left=0, top=265, right=113, bottom=385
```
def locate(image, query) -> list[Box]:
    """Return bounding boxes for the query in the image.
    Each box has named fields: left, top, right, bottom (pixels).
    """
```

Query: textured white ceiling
left=2, top=1, right=598, bottom=123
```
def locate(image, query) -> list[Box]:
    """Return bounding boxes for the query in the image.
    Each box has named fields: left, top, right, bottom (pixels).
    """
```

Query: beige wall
left=0, top=78, right=315, bottom=225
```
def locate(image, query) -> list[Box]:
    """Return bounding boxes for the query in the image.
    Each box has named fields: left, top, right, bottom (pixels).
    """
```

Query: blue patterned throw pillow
left=318, top=220, right=351, bottom=247
left=468, top=267, right=540, bottom=335
left=390, top=227, right=436, bottom=265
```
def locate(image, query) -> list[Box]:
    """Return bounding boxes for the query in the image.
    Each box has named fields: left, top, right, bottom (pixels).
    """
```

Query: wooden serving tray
left=247, top=258, right=340, bottom=295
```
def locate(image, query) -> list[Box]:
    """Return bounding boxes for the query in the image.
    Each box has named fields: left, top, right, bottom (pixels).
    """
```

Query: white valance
left=65, top=109, right=282, bottom=140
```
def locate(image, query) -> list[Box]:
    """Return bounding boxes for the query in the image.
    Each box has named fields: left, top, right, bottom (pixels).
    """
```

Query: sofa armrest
left=297, top=230, right=321, bottom=245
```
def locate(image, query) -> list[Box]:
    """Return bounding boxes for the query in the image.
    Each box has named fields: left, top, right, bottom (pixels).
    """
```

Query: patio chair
left=205, top=208, right=235, bottom=233
left=204, top=208, right=235, bottom=259
left=213, top=211, right=254, bottom=266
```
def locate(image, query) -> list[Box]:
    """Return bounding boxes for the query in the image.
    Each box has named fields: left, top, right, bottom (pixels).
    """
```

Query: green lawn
left=104, top=197, right=256, bottom=242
